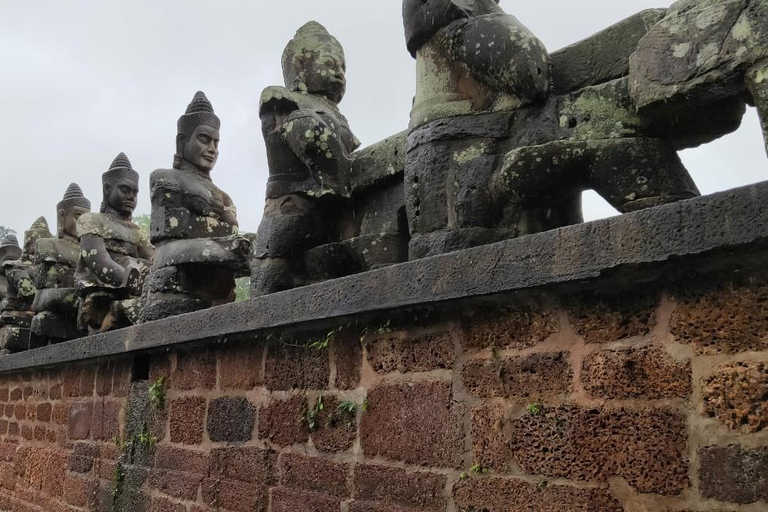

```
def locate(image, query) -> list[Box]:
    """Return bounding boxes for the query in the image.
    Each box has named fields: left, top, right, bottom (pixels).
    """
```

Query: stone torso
left=260, top=86, right=358, bottom=199
left=150, top=168, right=237, bottom=243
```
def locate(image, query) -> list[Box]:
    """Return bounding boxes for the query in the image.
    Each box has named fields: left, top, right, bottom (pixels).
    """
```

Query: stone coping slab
left=1, top=181, right=768, bottom=373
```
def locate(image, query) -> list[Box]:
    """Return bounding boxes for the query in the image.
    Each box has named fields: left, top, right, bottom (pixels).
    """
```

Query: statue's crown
left=58, top=182, right=91, bottom=211
left=103, top=152, right=139, bottom=184
left=178, top=91, right=220, bottom=137
left=23, top=216, right=53, bottom=257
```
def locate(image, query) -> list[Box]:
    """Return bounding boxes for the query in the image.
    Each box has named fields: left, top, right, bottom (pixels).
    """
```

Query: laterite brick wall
left=0, top=267, right=766, bottom=511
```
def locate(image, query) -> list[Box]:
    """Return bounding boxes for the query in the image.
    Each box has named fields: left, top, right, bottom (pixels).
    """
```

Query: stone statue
left=140, top=92, right=250, bottom=322
left=31, top=183, right=91, bottom=344
left=402, top=0, right=700, bottom=259
left=75, top=153, right=153, bottom=335
left=0, top=235, right=21, bottom=303
left=252, top=21, right=361, bottom=296
left=0, top=218, right=52, bottom=353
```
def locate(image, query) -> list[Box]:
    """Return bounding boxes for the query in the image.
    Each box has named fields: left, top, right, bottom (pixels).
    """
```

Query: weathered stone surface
left=170, top=396, right=206, bottom=445
left=218, top=341, right=263, bottom=390
left=473, top=404, right=688, bottom=494
left=453, top=477, right=622, bottom=512
left=461, top=305, right=559, bottom=351
left=699, top=445, right=768, bottom=504
left=366, top=331, right=455, bottom=374
left=206, top=397, right=255, bottom=443
left=462, top=352, right=572, bottom=400
left=264, top=343, right=329, bottom=390
left=361, top=381, right=464, bottom=468
left=353, top=464, right=446, bottom=511
left=2, top=183, right=768, bottom=373
left=551, top=9, right=667, bottom=94
left=271, top=487, right=340, bottom=512
left=258, top=394, right=309, bottom=447
left=671, top=278, right=768, bottom=354
left=746, top=58, right=768, bottom=157
left=279, top=453, right=349, bottom=498
left=582, top=345, right=691, bottom=400
left=310, top=395, right=356, bottom=453
left=569, top=290, right=658, bottom=343
left=209, top=446, right=275, bottom=485
left=702, top=361, right=768, bottom=433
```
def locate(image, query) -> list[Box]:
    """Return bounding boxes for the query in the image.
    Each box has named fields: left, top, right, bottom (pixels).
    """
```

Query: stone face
left=453, top=477, right=623, bottom=512
left=582, top=346, right=691, bottom=400
left=702, top=361, right=768, bottom=433
left=462, top=352, right=572, bottom=400
left=361, top=381, right=464, bottom=468
left=671, top=279, right=768, bottom=354
left=473, top=404, right=689, bottom=494
left=699, top=445, right=768, bottom=504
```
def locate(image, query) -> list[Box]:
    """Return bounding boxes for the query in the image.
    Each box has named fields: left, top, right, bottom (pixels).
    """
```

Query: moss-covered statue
left=75, top=153, right=153, bottom=335
left=30, top=184, right=91, bottom=344
left=0, top=235, right=22, bottom=354
left=141, top=92, right=250, bottom=322
left=0, top=218, right=52, bottom=353
left=252, top=21, right=360, bottom=296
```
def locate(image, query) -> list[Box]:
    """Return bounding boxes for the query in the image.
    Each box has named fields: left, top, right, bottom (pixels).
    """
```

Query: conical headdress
left=102, top=152, right=139, bottom=184
left=57, top=183, right=91, bottom=212
left=23, top=216, right=53, bottom=257
left=0, top=234, right=21, bottom=263
left=177, top=91, right=221, bottom=138
left=282, top=21, right=345, bottom=92
left=0, top=234, right=19, bottom=250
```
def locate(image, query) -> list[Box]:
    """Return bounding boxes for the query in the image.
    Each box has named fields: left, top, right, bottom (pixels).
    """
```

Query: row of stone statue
left=1, top=0, right=767, bottom=354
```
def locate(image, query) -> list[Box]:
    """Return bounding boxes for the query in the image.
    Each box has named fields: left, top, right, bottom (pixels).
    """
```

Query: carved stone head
left=22, top=217, right=52, bottom=259
left=174, top=91, right=221, bottom=173
left=102, top=152, right=139, bottom=219
left=56, top=183, right=91, bottom=240
left=0, top=235, right=21, bottom=266
left=282, top=21, right=347, bottom=104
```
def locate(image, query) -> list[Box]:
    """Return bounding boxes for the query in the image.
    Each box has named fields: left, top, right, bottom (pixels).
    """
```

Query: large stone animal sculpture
left=141, top=92, right=250, bottom=322
left=75, top=153, right=153, bottom=334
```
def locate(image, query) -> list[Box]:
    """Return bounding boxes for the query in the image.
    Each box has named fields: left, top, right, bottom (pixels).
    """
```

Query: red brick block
left=20, top=425, right=32, bottom=441
left=92, top=400, right=121, bottom=441
left=67, top=402, right=93, bottom=440
left=702, top=361, right=768, bottom=433
left=155, top=446, right=209, bottom=475
left=147, top=468, right=203, bottom=501
left=461, top=305, right=559, bottom=351
left=202, top=477, right=269, bottom=512
left=209, top=446, right=275, bottom=484
left=353, top=464, right=446, bottom=511
left=33, top=426, right=46, bottom=441
left=52, top=403, right=68, bottom=425
left=264, top=343, right=330, bottom=391
left=270, top=487, right=340, bottom=512
left=453, top=477, right=622, bottom=511
left=68, top=443, right=100, bottom=474
left=279, top=453, right=349, bottom=498
left=334, top=331, right=362, bottom=390
left=699, top=445, right=768, bottom=504
left=112, top=359, right=132, bottom=397
left=310, top=395, right=357, bottom=453
left=258, top=394, right=309, bottom=447
left=0, top=420, right=7, bottom=436
left=94, top=362, right=112, bottom=397
left=152, top=496, right=187, bottom=512
left=0, top=388, right=8, bottom=402
left=472, top=404, right=688, bottom=495
left=366, top=331, right=455, bottom=374
left=9, top=388, right=22, bottom=401
left=169, top=396, right=206, bottom=445
left=7, top=423, right=18, bottom=437
left=218, top=341, right=264, bottom=390
left=361, top=382, right=465, bottom=468
left=568, top=290, right=658, bottom=343
left=462, top=352, right=572, bottom=400
left=582, top=345, right=691, bottom=400
left=49, top=384, right=62, bottom=401
left=0, top=462, right=15, bottom=491
left=63, top=474, right=93, bottom=507
left=173, top=349, right=217, bottom=390
left=13, top=404, right=25, bottom=421
left=36, top=403, right=52, bottom=423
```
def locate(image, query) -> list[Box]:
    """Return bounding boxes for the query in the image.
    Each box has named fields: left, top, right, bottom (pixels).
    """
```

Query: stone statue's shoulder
left=259, top=86, right=302, bottom=115
left=34, top=237, right=79, bottom=264
left=76, top=212, right=111, bottom=238
left=150, top=168, right=184, bottom=189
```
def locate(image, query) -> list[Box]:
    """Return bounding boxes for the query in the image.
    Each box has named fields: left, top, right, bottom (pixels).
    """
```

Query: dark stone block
left=699, top=445, right=768, bottom=504
left=207, top=397, right=255, bottom=443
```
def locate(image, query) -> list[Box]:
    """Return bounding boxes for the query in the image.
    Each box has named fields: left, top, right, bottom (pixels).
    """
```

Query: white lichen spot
left=673, top=42, right=691, bottom=58
left=696, top=42, right=720, bottom=68
left=169, top=217, right=179, bottom=228
left=731, top=16, right=752, bottom=41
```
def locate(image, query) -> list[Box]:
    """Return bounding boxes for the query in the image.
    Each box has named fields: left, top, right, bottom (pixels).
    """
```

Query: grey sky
left=1, top=0, right=765, bottom=237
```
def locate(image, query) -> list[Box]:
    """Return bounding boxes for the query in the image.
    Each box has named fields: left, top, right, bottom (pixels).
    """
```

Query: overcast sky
left=1, top=0, right=765, bottom=237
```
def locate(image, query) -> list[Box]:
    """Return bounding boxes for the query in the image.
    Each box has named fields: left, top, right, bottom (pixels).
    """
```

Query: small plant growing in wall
left=469, top=463, right=488, bottom=475
left=527, top=402, right=542, bottom=416
left=148, top=377, right=166, bottom=410
left=305, top=396, right=324, bottom=430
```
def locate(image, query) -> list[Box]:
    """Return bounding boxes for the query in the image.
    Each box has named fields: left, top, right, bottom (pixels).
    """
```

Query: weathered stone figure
left=403, top=0, right=700, bottom=258
left=75, top=153, right=153, bottom=334
left=252, top=21, right=360, bottom=296
left=0, top=218, right=52, bottom=353
left=141, top=92, right=249, bottom=322
left=31, top=184, right=91, bottom=344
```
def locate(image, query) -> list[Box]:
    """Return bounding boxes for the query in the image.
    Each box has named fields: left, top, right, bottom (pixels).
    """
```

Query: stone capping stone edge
left=2, top=180, right=767, bottom=373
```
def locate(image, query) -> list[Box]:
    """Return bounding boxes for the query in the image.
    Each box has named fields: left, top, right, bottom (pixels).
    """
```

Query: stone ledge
left=1, top=181, right=768, bottom=374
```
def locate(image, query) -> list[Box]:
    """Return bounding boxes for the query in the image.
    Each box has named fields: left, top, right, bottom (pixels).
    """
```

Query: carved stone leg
left=746, top=59, right=768, bottom=158
left=0, top=325, right=30, bottom=353
left=250, top=258, right=293, bottom=297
